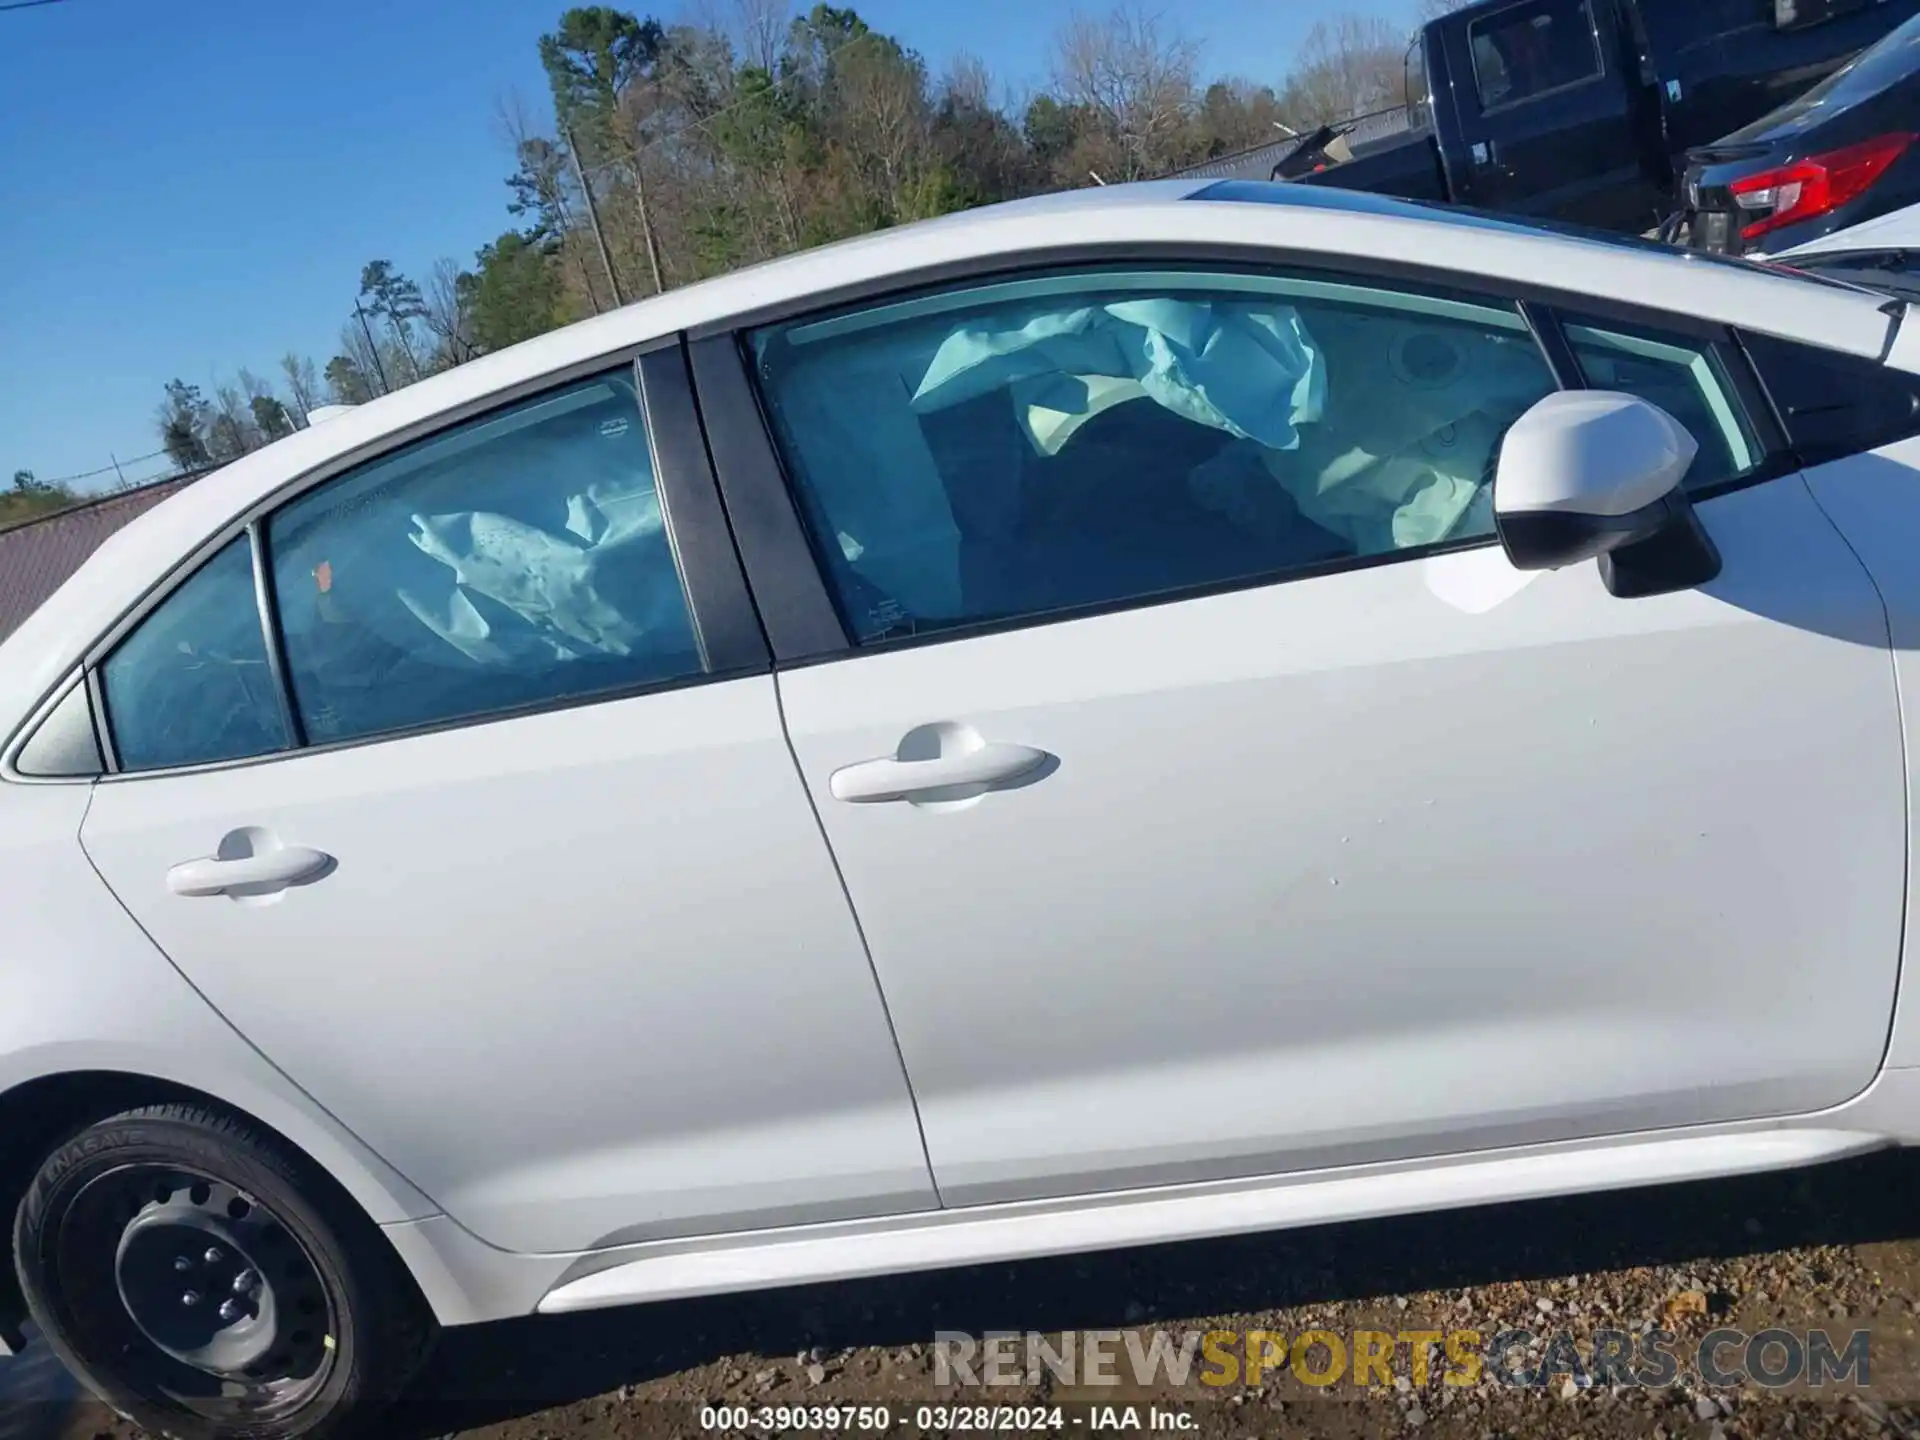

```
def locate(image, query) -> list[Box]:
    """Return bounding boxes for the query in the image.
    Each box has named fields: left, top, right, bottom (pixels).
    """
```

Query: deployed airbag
left=399, top=475, right=674, bottom=665
left=904, top=298, right=1544, bottom=558
left=910, top=298, right=1327, bottom=455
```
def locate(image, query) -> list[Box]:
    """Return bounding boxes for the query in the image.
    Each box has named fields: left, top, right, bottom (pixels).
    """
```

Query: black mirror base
left=1599, top=502, right=1723, bottom=599
left=1500, top=490, right=1721, bottom=598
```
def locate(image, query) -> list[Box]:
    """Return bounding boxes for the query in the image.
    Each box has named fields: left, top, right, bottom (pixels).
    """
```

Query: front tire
left=12, top=1102, right=435, bottom=1440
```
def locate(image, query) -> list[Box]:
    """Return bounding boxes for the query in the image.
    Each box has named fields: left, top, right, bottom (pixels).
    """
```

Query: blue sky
left=0, top=0, right=1423, bottom=490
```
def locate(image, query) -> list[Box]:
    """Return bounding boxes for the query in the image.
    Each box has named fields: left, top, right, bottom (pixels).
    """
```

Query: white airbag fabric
left=910, top=300, right=1327, bottom=455
left=902, top=299, right=1534, bottom=556
left=398, top=476, right=669, bottom=664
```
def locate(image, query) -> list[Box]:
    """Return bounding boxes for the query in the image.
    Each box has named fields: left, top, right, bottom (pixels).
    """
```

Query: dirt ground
left=10, top=1149, right=1920, bottom=1439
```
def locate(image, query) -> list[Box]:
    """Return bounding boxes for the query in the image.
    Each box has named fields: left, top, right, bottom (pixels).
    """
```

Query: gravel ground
left=10, top=1148, right=1920, bottom=1439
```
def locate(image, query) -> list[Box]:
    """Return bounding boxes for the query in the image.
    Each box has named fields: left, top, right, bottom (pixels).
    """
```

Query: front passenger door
left=726, top=263, right=1904, bottom=1209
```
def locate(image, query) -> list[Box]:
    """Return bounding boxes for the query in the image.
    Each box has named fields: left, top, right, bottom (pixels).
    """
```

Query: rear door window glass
left=267, top=371, right=705, bottom=745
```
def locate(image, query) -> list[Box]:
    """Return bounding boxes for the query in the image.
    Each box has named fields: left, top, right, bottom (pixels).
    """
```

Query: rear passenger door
left=702, top=261, right=1904, bottom=1209
left=78, top=347, right=937, bottom=1255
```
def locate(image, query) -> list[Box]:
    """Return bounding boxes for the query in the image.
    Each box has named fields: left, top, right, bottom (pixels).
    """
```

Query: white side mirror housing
left=1494, top=391, right=1721, bottom=599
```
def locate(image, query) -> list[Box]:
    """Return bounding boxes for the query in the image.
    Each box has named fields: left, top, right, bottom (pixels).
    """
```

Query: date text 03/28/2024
left=698, top=1405, right=1189, bottom=1431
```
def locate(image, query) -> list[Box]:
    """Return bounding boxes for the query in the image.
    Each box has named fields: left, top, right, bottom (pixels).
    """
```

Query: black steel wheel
left=12, top=1103, right=435, bottom=1440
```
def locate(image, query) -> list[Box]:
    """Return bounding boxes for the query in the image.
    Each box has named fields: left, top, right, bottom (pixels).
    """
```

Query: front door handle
left=830, top=741, right=1050, bottom=804
left=167, top=844, right=333, bottom=898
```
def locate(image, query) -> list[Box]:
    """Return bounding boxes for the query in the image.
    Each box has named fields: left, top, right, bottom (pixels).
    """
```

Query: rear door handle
left=166, top=845, right=333, bottom=898
left=830, top=742, right=1050, bottom=804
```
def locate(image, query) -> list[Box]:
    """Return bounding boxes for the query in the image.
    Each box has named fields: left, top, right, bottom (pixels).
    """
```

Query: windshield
left=1414, top=196, right=1911, bottom=301
left=1786, top=248, right=1920, bottom=305
left=1528, top=211, right=1913, bottom=301
left=1520, top=210, right=1888, bottom=292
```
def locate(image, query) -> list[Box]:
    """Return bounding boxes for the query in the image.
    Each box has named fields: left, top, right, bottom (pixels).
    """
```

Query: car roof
left=0, top=179, right=1906, bottom=740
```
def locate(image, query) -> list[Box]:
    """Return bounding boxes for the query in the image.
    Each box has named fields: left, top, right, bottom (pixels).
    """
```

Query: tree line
left=133, top=0, right=1465, bottom=475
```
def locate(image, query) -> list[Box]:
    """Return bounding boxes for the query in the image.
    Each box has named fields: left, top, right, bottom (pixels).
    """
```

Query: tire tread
left=11, top=1101, right=435, bottom=1440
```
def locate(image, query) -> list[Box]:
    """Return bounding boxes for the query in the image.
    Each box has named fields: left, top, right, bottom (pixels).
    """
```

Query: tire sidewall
left=13, top=1110, right=381, bottom=1440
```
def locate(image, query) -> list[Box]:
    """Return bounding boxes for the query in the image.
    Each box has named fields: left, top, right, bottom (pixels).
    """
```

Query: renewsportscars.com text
left=933, top=1326, right=1872, bottom=1391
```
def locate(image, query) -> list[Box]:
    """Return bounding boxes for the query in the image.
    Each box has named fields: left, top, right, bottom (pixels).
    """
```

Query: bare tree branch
left=689, top=0, right=789, bottom=73
left=1279, top=13, right=1409, bottom=129
left=423, top=257, right=480, bottom=366
left=1049, top=6, right=1201, bottom=180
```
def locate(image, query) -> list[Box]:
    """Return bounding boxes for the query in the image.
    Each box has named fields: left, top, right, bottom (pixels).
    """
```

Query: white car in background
left=1780, top=197, right=1920, bottom=303
left=6, top=178, right=1920, bottom=1439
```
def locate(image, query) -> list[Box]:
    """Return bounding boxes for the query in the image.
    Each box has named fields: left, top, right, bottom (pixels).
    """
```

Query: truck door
left=1438, top=0, right=1659, bottom=232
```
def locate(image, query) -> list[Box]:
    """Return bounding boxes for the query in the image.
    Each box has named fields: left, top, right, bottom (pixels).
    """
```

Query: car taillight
left=1731, top=132, right=1918, bottom=242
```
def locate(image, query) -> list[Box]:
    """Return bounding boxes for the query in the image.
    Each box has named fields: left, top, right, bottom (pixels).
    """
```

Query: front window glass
left=751, top=268, right=1561, bottom=643
left=1561, top=315, right=1763, bottom=487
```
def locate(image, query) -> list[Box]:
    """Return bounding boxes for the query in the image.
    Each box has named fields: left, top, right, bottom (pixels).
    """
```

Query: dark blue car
left=1683, top=12, right=1920, bottom=255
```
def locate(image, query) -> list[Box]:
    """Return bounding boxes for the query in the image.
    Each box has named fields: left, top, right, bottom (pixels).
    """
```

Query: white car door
left=79, top=353, right=936, bottom=1254
left=716, top=262, right=1906, bottom=1208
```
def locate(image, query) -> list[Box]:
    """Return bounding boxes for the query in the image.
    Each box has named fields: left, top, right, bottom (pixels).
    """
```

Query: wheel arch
left=0, top=1066, right=439, bottom=1353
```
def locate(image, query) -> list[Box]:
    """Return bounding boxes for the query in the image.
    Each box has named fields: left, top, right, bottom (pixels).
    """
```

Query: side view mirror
left=1493, top=391, right=1723, bottom=599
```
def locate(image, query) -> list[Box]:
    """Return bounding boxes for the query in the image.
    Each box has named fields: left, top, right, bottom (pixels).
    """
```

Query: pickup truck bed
left=1294, top=129, right=1448, bottom=206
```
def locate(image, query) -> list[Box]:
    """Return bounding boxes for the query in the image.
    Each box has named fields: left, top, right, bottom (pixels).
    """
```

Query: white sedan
left=1780, top=197, right=1920, bottom=304
left=6, top=178, right=1920, bottom=1438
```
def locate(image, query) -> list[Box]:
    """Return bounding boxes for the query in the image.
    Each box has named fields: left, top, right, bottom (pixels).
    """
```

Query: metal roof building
left=0, top=476, right=197, bottom=645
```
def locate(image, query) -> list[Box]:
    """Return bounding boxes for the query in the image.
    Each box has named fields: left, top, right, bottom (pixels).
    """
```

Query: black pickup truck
left=1285, top=0, right=1920, bottom=234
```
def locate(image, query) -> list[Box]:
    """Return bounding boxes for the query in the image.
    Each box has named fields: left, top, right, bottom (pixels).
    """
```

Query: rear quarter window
left=99, top=537, right=289, bottom=772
